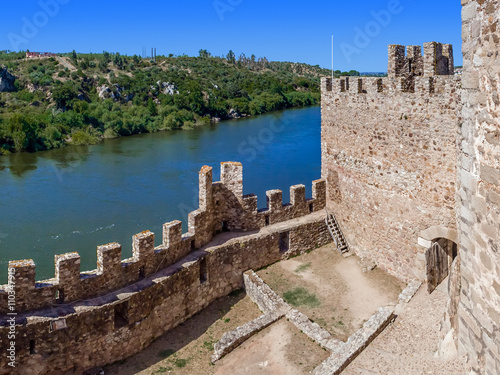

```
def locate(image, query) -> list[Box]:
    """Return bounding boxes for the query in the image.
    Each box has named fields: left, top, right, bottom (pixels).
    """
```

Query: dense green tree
left=114, top=53, right=124, bottom=70
left=98, top=58, right=108, bottom=72
left=147, top=98, right=158, bottom=116
left=199, top=49, right=211, bottom=58
left=226, top=50, right=235, bottom=64
left=52, top=82, right=78, bottom=108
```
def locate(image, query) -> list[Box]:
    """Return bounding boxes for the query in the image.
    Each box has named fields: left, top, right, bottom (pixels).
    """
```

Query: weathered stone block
left=97, top=243, right=122, bottom=275
left=462, top=2, right=477, bottom=21
left=266, top=189, right=283, bottom=212
left=132, top=231, right=155, bottom=262
left=220, top=161, right=243, bottom=199
left=163, top=220, right=182, bottom=247
left=480, top=164, right=500, bottom=185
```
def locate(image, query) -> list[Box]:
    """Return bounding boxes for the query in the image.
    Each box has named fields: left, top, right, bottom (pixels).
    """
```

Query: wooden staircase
left=325, top=207, right=349, bottom=255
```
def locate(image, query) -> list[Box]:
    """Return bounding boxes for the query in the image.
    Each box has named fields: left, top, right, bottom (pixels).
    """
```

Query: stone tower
left=458, top=0, right=500, bottom=373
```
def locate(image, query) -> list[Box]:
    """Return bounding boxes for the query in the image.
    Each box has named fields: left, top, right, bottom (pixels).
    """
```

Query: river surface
left=0, top=106, right=321, bottom=281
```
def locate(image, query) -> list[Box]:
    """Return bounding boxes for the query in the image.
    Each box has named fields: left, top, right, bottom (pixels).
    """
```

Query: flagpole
left=331, top=35, right=334, bottom=82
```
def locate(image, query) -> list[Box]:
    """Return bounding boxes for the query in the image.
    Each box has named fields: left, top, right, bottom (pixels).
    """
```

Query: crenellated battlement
left=321, top=74, right=458, bottom=96
left=0, top=162, right=326, bottom=314
left=388, top=42, right=454, bottom=78
left=322, top=42, right=457, bottom=97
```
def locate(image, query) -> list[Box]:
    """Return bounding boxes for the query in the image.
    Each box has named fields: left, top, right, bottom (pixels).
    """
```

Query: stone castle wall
left=458, top=0, right=500, bottom=373
left=0, top=162, right=325, bottom=314
left=321, top=43, right=460, bottom=281
left=0, top=162, right=329, bottom=374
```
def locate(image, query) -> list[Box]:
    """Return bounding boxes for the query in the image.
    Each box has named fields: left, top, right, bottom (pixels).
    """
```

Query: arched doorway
left=425, top=238, right=458, bottom=293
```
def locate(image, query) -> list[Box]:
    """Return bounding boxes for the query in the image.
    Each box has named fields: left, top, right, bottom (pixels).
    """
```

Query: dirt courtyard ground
left=105, top=243, right=406, bottom=374
left=257, top=245, right=405, bottom=340
left=215, top=319, right=330, bottom=375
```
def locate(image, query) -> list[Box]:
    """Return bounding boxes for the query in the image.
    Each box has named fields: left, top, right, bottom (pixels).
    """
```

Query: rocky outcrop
left=0, top=67, right=15, bottom=92
left=228, top=108, right=241, bottom=119
left=157, top=81, right=179, bottom=95
left=98, top=84, right=124, bottom=100
left=98, top=85, right=113, bottom=99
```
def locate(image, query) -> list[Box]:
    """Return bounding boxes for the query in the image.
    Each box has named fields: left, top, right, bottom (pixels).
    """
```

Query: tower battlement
left=321, top=75, right=458, bottom=96
left=322, top=42, right=456, bottom=96
left=388, top=42, right=454, bottom=78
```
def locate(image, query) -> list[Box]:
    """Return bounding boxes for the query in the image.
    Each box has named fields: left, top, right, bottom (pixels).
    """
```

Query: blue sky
left=0, top=0, right=462, bottom=72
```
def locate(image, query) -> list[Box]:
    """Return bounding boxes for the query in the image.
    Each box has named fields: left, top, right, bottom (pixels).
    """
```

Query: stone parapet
left=0, top=162, right=327, bottom=314
left=0, top=211, right=331, bottom=374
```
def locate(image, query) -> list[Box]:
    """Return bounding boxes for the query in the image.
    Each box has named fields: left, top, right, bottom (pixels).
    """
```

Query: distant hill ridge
left=0, top=50, right=338, bottom=154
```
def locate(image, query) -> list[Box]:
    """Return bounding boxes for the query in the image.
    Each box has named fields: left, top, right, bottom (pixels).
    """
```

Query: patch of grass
left=331, top=316, right=345, bottom=328
left=283, top=287, right=321, bottom=308
left=224, top=318, right=231, bottom=323
left=203, top=340, right=217, bottom=351
left=155, top=366, right=172, bottom=373
left=157, top=349, right=175, bottom=358
left=174, top=358, right=189, bottom=368
left=294, top=262, right=312, bottom=273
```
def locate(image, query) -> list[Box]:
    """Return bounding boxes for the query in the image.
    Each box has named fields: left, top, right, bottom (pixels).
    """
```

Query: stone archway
left=418, top=226, right=458, bottom=294
left=425, top=238, right=458, bottom=294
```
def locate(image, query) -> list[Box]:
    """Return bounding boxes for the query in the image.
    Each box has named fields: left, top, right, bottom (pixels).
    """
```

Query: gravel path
left=55, top=56, right=76, bottom=71
left=343, top=285, right=470, bottom=375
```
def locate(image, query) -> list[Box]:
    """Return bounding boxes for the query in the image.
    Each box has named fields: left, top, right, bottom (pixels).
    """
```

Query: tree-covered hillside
left=0, top=50, right=332, bottom=154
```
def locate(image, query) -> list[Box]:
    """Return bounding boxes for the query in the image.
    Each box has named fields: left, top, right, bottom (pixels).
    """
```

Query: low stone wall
left=244, top=271, right=342, bottom=351
left=398, top=280, right=422, bottom=304
left=217, top=270, right=411, bottom=369
left=285, top=309, right=342, bottom=351
left=311, top=281, right=422, bottom=375
left=243, top=269, right=290, bottom=315
left=210, top=271, right=293, bottom=363
left=211, top=312, right=281, bottom=362
left=313, top=307, right=395, bottom=375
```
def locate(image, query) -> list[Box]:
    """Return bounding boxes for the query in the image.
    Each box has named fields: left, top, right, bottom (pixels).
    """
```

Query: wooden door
left=426, top=241, right=449, bottom=293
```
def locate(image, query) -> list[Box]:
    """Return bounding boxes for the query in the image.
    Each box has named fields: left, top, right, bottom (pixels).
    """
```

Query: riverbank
left=0, top=52, right=327, bottom=155
left=0, top=104, right=319, bottom=158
